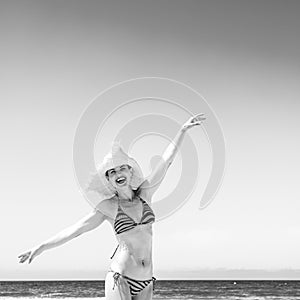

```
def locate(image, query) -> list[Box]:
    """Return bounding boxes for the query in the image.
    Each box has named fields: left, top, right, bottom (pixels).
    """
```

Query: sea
left=1, top=280, right=300, bottom=299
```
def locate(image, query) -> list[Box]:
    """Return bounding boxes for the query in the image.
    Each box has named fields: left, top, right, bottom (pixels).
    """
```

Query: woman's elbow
left=77, top=222, right=96, bottom=235
left=80, top=217, right=103, bottom=234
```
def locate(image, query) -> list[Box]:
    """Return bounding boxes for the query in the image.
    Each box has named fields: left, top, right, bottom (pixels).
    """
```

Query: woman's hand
left=18, top=246, right=43, bottom=264
left=182, top=113, right=206, bottom=130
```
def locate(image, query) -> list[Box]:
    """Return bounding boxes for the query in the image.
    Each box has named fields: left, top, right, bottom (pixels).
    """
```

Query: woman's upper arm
left=138, top=178, right=159, bottom=204
left=78, top=209, right=107, bottom=234
left=142, top=159, right=171, bottom=199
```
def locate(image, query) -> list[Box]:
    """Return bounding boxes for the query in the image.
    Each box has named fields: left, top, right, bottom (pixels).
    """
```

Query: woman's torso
left=101, top=189, right=155, bottom=279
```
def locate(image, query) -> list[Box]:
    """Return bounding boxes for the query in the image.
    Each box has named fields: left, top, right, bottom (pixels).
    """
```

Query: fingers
left=183, top=113, right=206, bottom=130
left=189, top=113, right=205, bottom=123
left=18, top=252, right=31, bottom=263
left=18, top=252, right=29, bottom=258
left=192, top=114, right=206, bottom=122
left=191, top=118, right=205, bottom=125
left=194, top=117, right=206, bottom=123
left=18, top=256, right=27, bottom=263
left=19, top=255, right=28, bottom=263
left=193, top=121, right=203, bottom=126
left=194, top=113, right=205, bottom=118
left=188, top=122, right=202, bottom=129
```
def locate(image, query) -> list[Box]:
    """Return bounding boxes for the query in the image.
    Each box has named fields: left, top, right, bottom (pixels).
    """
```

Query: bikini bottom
left=108, top=269, right=156, bottom=296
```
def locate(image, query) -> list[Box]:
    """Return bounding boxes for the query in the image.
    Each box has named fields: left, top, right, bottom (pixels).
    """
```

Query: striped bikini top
left=114, top=195, right=155, bottom=235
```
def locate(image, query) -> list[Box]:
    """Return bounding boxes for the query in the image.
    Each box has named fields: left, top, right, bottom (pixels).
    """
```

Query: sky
left=1, top=0, right=300, bottom=280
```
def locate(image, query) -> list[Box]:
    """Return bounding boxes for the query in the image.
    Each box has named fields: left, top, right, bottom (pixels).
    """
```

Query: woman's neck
left=116, top=188, right=134, bottom=201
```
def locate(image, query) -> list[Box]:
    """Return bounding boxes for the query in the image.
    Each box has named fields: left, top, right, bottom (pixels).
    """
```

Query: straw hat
left=85, top=142, right=145, bottom=208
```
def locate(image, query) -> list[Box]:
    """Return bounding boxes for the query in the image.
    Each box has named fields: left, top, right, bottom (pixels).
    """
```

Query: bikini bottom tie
left=109, top=270, right=156, bottom=296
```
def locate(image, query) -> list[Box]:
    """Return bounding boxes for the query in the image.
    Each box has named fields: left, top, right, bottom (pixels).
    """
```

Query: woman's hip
left=106, top=269, right=156, bottom=299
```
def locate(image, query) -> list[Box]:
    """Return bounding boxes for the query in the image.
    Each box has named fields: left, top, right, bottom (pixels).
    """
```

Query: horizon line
left=2, top=277, right=300, bottom=281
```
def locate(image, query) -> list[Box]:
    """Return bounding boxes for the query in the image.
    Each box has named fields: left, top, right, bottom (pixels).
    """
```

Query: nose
left=116, top=169, right=124, bottom=176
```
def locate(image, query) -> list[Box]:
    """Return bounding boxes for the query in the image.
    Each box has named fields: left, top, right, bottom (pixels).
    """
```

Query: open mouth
left=116, top=177, right=126, bottom=185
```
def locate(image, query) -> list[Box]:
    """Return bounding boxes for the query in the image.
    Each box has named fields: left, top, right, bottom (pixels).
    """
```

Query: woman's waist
left=115, top=242, right=152, bottom=263
left=110, top=258, right=153, bottom=279
left=116, top=233, right=152, bottom=254
left=111, top=244, right=152, bottom=275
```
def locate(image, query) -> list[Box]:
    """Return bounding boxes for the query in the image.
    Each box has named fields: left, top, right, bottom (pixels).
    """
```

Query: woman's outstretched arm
left=143, top=113, right=206, bottom=199
left=18, top=209, right=106, bottom=264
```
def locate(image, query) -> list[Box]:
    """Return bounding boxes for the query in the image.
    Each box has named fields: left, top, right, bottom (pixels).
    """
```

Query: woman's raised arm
left=142, top=113, right=206, bottom=199
left=18, top=209, right=106, bottom=264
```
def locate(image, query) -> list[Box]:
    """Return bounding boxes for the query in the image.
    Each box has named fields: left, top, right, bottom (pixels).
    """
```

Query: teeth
left=116, top=177, right=126, bottom=183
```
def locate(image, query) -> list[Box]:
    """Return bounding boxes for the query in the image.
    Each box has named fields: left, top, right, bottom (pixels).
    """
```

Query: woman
left=18, top=113, right=205, bottom=300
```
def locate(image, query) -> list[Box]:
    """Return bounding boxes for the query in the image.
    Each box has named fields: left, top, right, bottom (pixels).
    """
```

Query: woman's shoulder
left=136, top=180, right=152, bottom=204
left=94, top=195, right=118, bottom=219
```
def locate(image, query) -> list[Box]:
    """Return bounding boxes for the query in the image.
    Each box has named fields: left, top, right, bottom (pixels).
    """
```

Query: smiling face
left=105, top=164, right=133, bottom=190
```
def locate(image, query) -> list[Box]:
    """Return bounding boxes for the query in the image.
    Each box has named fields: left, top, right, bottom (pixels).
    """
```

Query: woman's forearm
left=18, top=210, right=105, bottom=264
left=38, top=210, right=104, bottom=253
left=162, top=127, right=187, bottom=164
left=39, top=224, right=84, bottom=252
left=162, top=114, right=205, bottom=164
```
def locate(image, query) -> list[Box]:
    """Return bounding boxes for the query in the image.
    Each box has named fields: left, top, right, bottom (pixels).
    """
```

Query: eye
left=108, top=170, right=116, bottom=176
